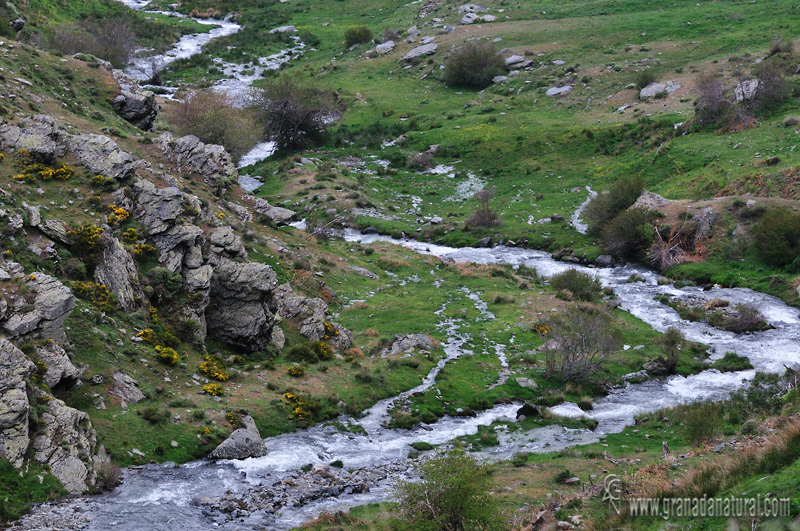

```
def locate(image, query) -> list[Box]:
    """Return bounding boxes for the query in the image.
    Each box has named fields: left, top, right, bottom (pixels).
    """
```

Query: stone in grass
left=209, top=415, right=267, bottom=460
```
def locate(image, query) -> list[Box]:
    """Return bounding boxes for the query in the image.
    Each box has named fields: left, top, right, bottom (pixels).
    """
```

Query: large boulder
left=0, top=114, right=66, bottom=164
left=209, top=415, right=267, bottom=460
left=0, top=338, right=36, bottom=467
left=112, top=70, right=159, bottom=131
left=108, top=372, right=146, bottom=404
left=35, top=343, right=80, bottom=390
left=382, top=334, right=436, bottom=356
left=1, top=271, right=76, bottom=343
left=209, top=226, right=247, bottom=260
left=404, top=43, right=438, bottom=61
left=157, top=133, right=236, bottom=189
left=206, top=255, right=279, bottom=351
left=31, top=392, right=110, bottom=493
left=94, top=232, right=145, bottom=312
left=249, top=196, right=297, bottom=226
left=68, top=134, right=135, bottom=180
left=269, top=283, right=353, bottom=351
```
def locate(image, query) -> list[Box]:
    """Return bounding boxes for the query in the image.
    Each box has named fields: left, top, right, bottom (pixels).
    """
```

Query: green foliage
left=680, top=401, right=721, bottom=446
left=752, top=207, right=800, bottom=268
left=344, top=25, right=373, bottom=47
left=657, top=327, right=683, bottom=374
left=554, top=469, right=574, bottom=484
left=583, top=176, right=645, bottom=234
left=0, top=459, right=65, bottom=522
left=392, top=446, right=502, bottom=531
left=602, top=207, right=658, bottom=260
left=442, top=41, right=505, bottom=89
left=549, top=269, right=602, bottom=302
left=410, top=441, right=434, bottom=451
left=712, top=352, right=754, bottom=372
left=635, top=69, right=658, bottom=90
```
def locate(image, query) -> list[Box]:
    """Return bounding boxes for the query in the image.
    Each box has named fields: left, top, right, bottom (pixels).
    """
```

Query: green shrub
left=583, top=176, right=645, bottom=234
left=554, top=469, right=574, bottom=484
left=0, top=459, right=65, bottom=522
left=344, top=25, right=373, bottom=47
left=602, top=207, right=658, bottom=260
left=680, top=402, right=721, bottom=446
left=635, top=69, right=658, bottom=90
left=443, top=41, right=506, bottom=89
left=410, top=441, right=435, bottom=451
left=549, top=269, right=602, bottom=302
left=287, top=343, right=318, bottom=363
left=712, top=352, right=754, bottom=372
left=752, top=207, right=800, bottom=268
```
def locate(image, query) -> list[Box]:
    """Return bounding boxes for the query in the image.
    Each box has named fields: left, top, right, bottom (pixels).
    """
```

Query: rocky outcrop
left=632, top=190, right=671, bottom=209
left=68, top=134, right=135, bottom=180
left=206, top=255, right=279, bottom=352
left=269, top=283, right=353, bottom=351
left=35, top=343, right=80, bottom=390
left=0, top=338, right=36, bottom=467
left=209, top=415, right=266, bottom=460
left=0, top=114, right=66, bottom=163
left=108, top=372, right=146, bottom=404
left=376, top=40, right=395, bottom=54
left=157, top=133, right=236, bottom=189
left=94, top=232, right=145, bottom=312
left=1, top=269, right=76, bottom=343
left=404, top=43, right=438, bottom=61
left=382, top=334, right=436, bottom=356
left=31, top=390, right=110, bottom=493
left=112, top=70, right=159, bottom=131
left=248, top=196, right=297, bottom=226
left=209, top=226, right=247, bottom=260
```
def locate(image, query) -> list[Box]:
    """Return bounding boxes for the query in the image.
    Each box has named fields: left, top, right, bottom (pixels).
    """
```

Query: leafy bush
left=554, top=469, right=574, bottom=484
left=680, top=402, right=721, bottom=446
left=443, top=41, right=506, bottom=89
left=155, top=345, right=180, bottom=366
left=602, top=207, right=658, bottom=259
left=344, top=25, right=373, bottom=47
left=582, top=176, right=645, bottom=234
left=392, top=447, right=502, bottom=531
left=549, top=269, right=602, bottom=302
left=287, top=365, right=305, bottom=377
left=752, top=207, right=800, bottom=268
left=658, top=327, right=684, bottom=374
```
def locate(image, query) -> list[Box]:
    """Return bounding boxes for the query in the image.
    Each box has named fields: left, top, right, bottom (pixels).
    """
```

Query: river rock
left=68, top=134, right=135, bottom=180
left=112, top=70, right=159, bottom=131
left=0, top=114, right=66, bottom=164
left=475, top=237, right=492, bottom=248
left=382, top=334, right=436, bottom=356
left=516, top=402, right=542, bottom=420
left=404, top=43, right=437, bottom=61
left=642, top=359, right=671, bottom=376
left=209, top=415, right=267, bottom=460
left=108, top=372, right=146, bottom=404
left=94, top=232, right=145, bottom=312
left=595, top=254, right=614, bottom=267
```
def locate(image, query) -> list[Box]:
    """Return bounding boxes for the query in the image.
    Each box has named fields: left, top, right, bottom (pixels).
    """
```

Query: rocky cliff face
left=0, top=106, right=353, bottom=491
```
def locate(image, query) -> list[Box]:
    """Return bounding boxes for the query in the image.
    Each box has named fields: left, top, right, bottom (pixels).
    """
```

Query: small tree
left=443, top=41, right=505, bottom=89
left=658, top=327, right=683, bottom=374
left=539, top=303, right=619, bottom=382
left=249, top=74, right=342, bottom=153
left=392, top=446, right=503, bottom=531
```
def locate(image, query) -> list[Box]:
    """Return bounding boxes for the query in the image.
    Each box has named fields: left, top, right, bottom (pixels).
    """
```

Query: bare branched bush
left=249, top=74, right=342, bottom=153
left=769, top=36, right=794, bottom=57
left=48, top=20, right=136, bottom=67
left=539, top=303, right=619, bottom=382
left=383, top=29, right=400, bottom=42
left=406, top=152, right=433, bottom=170
left=465, top=188, right=501, bottom=229
left=167, top=90, right=261, bottom=160
left=443, top=41, right=506, bottom=89
left=649, top=219, right=705, bottom=269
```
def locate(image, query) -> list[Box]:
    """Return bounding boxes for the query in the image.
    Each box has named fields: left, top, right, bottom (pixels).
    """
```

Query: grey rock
left=157, top=133, right=236, bottom=190
left=0, top=114, right=66, bottom=164
left=376, top=40, right=395, bottom=54
left=68, top=134, right=135, bottom=180
left=0, top=338, right=36, bottom=467
left=505, top=55, right=525, bottom=67
left=404, top=43, right=438, bottom=61
left=94, top=232, right=144, bottom=312
left=632, top=190, right=671, bottom=209
left=643, top=359, right=671, bottom=376
left=475, top=237, right=492, bottom=248
left=108, top=372, right=146, bottom=404
left=516, top=402, right=542, bottom=420
left=382, top=334, right=436, bottom=356
left=269, top=283, right=353, bottom=351
left=209, top=415, right=267, bottom=459
left=249, top=197, right=297, bottom=226
left=639, top=81, right=680, bottom=99
left=515, top=377, right=538, bottom=388
left=735, top=79, right=760, bottom=102
left=210, top=226, right=247, bottom=259
left=35, top=343, right=80, bottom=390
left=2, top=273, right=75, bottom=343
left=112, top=70, right=159, bottom=131
left=595, top=254, right=614, bottom=267
left=39, top=219, right=71, bottom=244
left=458, top=3, right=488, bottom=13
left=546, top=86, right=572, bottom=96
left=492, top=75, right=508, bottom=84
left=10, top=17, right=24, bottom=32
left=348, top=266, right=378, bottom=279
left=269, top=25, right=297, bottom=33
